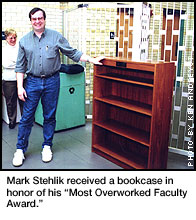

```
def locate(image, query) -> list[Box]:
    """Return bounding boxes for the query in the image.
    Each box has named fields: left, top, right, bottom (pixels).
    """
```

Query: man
left=13, top=7, right=103, bottom=167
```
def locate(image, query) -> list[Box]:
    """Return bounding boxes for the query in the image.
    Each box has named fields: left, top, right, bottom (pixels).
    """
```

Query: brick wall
left=2, top=2, right=67, bottom=45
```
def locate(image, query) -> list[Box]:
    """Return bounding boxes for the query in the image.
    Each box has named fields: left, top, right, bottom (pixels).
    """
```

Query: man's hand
left=16, top=72, right=27, bottom=102
left=80, top=54, right=105, bottom=65
left=89, top=56, right=105, bottom=65
left=18, top=86, right=27, bottom=102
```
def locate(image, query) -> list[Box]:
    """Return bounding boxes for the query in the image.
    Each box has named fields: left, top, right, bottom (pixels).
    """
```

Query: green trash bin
left=35, top=71, right=85, bottom=131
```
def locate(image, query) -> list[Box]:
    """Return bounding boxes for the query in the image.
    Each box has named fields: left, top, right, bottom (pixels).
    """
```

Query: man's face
left=30, top=10, right=46, bottom=33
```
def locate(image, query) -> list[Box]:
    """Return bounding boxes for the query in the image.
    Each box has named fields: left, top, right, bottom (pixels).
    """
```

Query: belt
left=28, top=71, right=58, bottom=79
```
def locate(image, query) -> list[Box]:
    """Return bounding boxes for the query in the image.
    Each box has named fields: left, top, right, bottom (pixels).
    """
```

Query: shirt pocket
left=46, top=46, right=57, bottom=59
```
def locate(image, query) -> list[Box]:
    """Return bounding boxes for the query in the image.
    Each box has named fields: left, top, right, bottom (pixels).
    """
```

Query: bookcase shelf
left=96, top=73, right=154, bottom=87
left=93, top=143, right=147, bottom=169
left=94, top=119, right=150, bottom=147
left=94, top=96, right=152, bottom=116
left=92, top=57, right=175, bottom=169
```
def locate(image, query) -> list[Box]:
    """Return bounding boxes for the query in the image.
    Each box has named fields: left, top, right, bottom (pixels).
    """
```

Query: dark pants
left=2, top=80, right=25, bottom=124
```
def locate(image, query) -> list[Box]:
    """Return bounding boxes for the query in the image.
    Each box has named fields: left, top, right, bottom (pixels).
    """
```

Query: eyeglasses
left=31, top=17, right=44, bottom=22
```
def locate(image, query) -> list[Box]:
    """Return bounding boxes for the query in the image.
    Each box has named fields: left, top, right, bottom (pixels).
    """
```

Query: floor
left=1, top=120, right=194, bottom=170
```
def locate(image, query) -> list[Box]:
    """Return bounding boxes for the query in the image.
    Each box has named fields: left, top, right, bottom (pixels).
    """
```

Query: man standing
left=13, top=7, right=103, bottom=166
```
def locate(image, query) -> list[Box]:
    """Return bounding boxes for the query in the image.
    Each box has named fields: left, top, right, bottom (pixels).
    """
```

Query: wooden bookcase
left=92, top=57, right=175, bottom=169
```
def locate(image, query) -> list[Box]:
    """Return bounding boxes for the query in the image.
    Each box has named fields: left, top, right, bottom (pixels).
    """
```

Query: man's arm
left=16, top=72, right=27, bottom=102
left=57, top=33, right=105, bottom=65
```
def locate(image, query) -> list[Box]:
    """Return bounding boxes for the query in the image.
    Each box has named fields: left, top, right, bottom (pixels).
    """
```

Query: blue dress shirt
left=15, top=28, right=83, bottom=76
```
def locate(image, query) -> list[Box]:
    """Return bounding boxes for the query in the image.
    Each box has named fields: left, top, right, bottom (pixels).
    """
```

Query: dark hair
left=29, top=7, right=46, bottom=21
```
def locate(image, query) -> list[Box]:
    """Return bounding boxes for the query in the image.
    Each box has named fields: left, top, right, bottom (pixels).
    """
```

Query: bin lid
left=60, top=64, right=84, bottom=74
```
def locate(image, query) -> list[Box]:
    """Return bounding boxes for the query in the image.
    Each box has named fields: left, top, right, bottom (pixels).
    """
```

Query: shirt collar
left=32, top=28, right=47, bottom=38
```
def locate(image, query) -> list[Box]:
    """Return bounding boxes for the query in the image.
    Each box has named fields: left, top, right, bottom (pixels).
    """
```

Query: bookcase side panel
left=149, top=63, right=175, bottom=169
